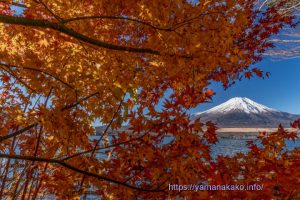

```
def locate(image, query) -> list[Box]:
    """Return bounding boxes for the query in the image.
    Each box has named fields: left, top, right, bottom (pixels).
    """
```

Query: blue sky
left=189, top=58, right=300, bottom=115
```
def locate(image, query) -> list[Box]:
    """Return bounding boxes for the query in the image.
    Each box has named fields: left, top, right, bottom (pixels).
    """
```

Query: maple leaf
left=290, top=118, right=300, bottom=129
left=252, top=68, right=263, bottom=77
left=204, top=89, right=215, bottom=100
left=244, top=71, right=252, bottom=79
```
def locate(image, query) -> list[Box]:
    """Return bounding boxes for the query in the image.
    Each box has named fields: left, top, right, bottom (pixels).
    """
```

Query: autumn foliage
left=0, top=0, right=299, bottom=199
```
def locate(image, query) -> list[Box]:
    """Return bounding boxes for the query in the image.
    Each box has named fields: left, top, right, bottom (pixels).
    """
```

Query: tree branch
left=0, top=62, right=76, bottom=91
left=0, top=123, right=38, bottom=142
left=77, top=96, right=125, bottom=190
left=0, top=91, right=99, bottom=143
left=0, top=65, right=37, bottom=93
left=60, top=130, right=150, bottom=161
left=0, top=153, right=164, bottom=192
left=0, top=14, right=159, bottom=54
left=60, top=91, right=99, bottom=111
left=61, top=15, right=175, bottom=31
left=61, top=11, right=224, bottom=32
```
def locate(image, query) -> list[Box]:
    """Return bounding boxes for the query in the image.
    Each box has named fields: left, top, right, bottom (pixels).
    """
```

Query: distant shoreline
left=216, top=128, right=300, bottom=139
left=217, top=127, right=299, bottom=133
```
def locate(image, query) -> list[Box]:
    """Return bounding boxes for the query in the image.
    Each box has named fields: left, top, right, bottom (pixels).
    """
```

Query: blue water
left=92, top=134, right=300, bottom=158
left=211, top=137, right=300, bottom=158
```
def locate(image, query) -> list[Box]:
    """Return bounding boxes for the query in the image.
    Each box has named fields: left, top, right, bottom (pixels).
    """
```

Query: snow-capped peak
left=195, top=97, right=278, bottom=115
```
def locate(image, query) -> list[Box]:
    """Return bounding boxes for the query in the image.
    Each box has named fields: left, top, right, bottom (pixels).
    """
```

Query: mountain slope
left=192, top=97, right=299, bottom=128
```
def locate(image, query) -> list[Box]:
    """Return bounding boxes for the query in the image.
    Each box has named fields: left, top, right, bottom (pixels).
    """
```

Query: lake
left=211, top=134, right=300, bottom=158
left=94, top=129, right=300, bottom=158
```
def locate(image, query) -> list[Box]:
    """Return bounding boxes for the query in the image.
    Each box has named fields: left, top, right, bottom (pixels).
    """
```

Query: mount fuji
left=192, top=97, right=300, bottom=128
